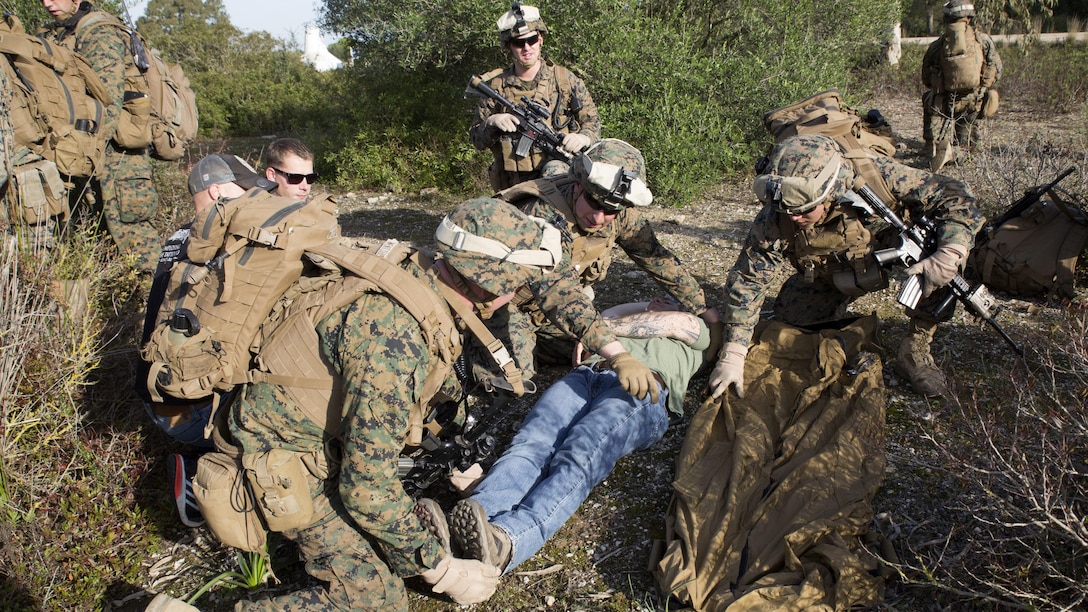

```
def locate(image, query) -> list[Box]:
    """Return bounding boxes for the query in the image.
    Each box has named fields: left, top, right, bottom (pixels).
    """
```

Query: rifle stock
left=468, top=75, right=572, bottom=164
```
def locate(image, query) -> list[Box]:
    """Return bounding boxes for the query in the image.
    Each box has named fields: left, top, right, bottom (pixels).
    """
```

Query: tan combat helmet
left=569, top=138, right=653, bottom=213
left=752, top=134, right=848, bottom=215
left=435, top=197, right=562, bottom=296
left=497, top=2, right=548, bottom=44
left=942, top=0, right=976, bottom=20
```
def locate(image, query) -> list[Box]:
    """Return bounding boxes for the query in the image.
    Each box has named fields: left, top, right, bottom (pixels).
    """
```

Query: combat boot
left=931, top=137, right=954, bottom=172
left=415, top=498, right=453, bottom=556
left=450, top=498, right=512, bottom=572
left=895, top=323, right=948, bottom=397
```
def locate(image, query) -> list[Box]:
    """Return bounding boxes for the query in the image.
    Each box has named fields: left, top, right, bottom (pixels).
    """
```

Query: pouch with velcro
left=243, top=449, right=316, bottom=533
left=142, top=322, right=230, bottom=402
left=12, top=159, right=68, bottom=224
left=192, top=451, right=268, bottom=552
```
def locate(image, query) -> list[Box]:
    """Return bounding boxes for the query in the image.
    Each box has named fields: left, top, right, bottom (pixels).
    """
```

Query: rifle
left=466, top=75, right=572, bottom=165
left=844, top=185, right=1024, bottom=357
left=984, top=166, right=1076, bottom=233
left=398, top=392, right=514, bottom=497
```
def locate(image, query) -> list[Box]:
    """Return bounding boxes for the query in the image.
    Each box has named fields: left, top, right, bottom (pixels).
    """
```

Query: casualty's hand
left=484, top=113, right=520, bottom=133
left=905, top=243, right=967, bottom=297
left=708, top=342, right=747, bottom=399
left=610, top=352, right=660, bottom=404
left=561, top=132, right=593, bottom=154
left=421, top=555, right=500, bottom=605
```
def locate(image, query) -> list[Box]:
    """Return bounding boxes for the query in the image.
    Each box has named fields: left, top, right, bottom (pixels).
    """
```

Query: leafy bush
left=319, top=0, right=900, bottom=201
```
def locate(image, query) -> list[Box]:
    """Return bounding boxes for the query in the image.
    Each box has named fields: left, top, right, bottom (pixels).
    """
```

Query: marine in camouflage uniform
left=921, top=0, right=1002, bottom=168
left=710, top=134, right=983, bottom=398
left=223, top=198, right=660, bottom=610
left=469, top=3, right=601, bottom=190
left=481, top=139, right=716, bottom=383
left=42, top=0, right=161, bottom=271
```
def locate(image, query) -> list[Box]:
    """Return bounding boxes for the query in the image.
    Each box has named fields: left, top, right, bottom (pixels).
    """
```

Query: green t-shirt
left=588, top=320, right=710, bottom=416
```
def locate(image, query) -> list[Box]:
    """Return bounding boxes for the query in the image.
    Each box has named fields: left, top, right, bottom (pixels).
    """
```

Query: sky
left=128, top=0, right=330, bottom=46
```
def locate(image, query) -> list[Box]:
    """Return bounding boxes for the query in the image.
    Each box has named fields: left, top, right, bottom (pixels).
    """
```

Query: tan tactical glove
left=484, top=113, right=520, bottom=133
left=610, top=352, right=660, bottom=404
left=708, top=342, right=747, bottom=399
left=561, top=132, right=593, bottom=154
left=420, top=555, right=500, bottom=605
left=905, top=244, right=967, bottom=297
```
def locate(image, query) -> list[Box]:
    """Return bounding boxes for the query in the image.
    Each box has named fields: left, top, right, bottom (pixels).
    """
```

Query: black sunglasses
left=582, top=189, right=622, bottom=214
left=271, top=167, right=318, bottom=185
left=509, top=34, right=540, bottom=49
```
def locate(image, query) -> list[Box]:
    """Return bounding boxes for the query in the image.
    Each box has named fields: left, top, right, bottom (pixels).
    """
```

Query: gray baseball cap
left=187, top=154, right=276, bottom=195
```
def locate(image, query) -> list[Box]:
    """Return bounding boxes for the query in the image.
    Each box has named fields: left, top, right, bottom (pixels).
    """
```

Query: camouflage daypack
left=0, top=13, right=110, bottom=177
left=761, top=89, right=898, bottom=205
left=74, top=10, right=199, bottom=160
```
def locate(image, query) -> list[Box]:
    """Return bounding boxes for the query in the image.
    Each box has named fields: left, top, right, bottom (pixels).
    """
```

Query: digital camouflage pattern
left=228, top=197, right=592, bottom=608
left=492, top=172, right=709, bottom=372
left=470, top=62, right=600, bottom=190
left=436, top=196, right=555, bottom=296
left=445, top=196, right=620, bottom=383
left=44, top=3, right=161, bottom=271
left=229, top=261, right=456, bottom=610
left=571, top=137, right=648, bottom=183
left=723, top=135, right=984, bottom=348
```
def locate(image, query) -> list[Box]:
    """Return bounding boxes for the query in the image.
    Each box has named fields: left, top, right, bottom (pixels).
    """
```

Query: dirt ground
left=138, top=87, right=1087, bottom=610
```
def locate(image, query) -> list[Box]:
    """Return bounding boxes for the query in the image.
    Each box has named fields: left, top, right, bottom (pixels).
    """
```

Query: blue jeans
left=470, top=366, right=669, bottom=572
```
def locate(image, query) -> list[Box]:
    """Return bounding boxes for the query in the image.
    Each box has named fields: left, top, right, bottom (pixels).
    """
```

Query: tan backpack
left=142, top=189, right=342, bottom=404
left=970, top=187, right=1088, bottom=299
left=939, top=21, right=984, bottom=94
left=0, top=14, right=111, bottom=178
left=74, top=10, right=199, bottom=160
left=762, top=89, right=898, bottom=205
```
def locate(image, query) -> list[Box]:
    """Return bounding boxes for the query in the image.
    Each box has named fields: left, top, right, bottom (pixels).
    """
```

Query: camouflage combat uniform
left=723, top=152, right=984, bottom=349
left=229, top=261, right=457, bottom=611
left=921, top=21, right=1002, bottom=150
left=499, top=176, right=710, bottom=369
left=227, top=198, right=565, bottom=609
left=45, top=2, right=161, bottom=271
left=470, top=61, right=600, bottom=190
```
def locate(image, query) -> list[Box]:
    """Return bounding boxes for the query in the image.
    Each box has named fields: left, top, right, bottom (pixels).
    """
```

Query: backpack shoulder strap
left=551, top=63, right=574, bottom=98
left=414, top=250, right=528, bottom=398
left=305, top=241, right=466, bottom=445
left=841, top=146, right=896, bottom=206
left=498, top=176, right=574, bottom=219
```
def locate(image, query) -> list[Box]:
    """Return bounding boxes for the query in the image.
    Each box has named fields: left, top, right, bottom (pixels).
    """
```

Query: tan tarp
left=654, top=315, right=887, bottom=611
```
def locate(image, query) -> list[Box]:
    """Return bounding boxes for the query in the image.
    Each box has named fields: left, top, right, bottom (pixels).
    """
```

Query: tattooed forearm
left=604, top=311, right=702, bottom=345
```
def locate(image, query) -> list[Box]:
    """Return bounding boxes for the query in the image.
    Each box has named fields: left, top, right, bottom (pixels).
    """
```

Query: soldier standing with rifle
left=710, top=134, right=986, bottom=399
left=921, top=0, right=1002, bottom=171
left=469, top=3, right=600, bottom=190
left=40, top=0, right=162, bottom=271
